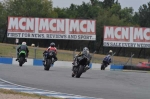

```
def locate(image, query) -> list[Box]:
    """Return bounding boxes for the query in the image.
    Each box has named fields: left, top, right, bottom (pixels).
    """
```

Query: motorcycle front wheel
left=44, top=59, right=51, bottom=71
left=76, top=66, right=84, bottom=78
left=101, top=64, right=106, bottom=70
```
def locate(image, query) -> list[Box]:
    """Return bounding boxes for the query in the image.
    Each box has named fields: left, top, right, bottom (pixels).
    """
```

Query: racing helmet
left=22, top=42, right=26, bottom=45
left=109, top=50, right=113, bottom=55
left=50, top=42, right=55, bottom=47
left=83, top=47, right=89, bottom=54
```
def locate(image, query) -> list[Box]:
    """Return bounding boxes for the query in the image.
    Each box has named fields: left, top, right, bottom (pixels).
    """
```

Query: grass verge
left=0, top=88, right=59, bottom=99
left=0, top=43, right=148, bottom=65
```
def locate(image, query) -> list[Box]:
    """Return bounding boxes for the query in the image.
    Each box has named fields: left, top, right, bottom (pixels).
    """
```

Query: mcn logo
left=104, top=26, right=150, bottom=42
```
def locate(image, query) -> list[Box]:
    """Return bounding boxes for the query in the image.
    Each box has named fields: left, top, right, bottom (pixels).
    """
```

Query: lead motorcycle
left=72, top=52, right=91, bottom=78
left=18, top=51, right=27, bottom=67
left=43, top=51, right=54, bottom=71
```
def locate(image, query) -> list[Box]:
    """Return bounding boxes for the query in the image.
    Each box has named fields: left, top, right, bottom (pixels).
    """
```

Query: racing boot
left=42, top=60, right=46, bottom=66
left=16, top=53, right=19, bottom=61
left=16, top=58, right=19, bottom=61
left=52, top=57, right=57, bottom=64
left=84, top=65, right=90, bottom=72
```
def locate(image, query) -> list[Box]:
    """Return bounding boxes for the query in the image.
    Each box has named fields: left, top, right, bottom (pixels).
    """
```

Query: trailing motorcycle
left=72, top=53, right=91, bottom=78
left=101, top=62, right=108, bottom=70
left=43, top=51, right=54, bottom=71
left=18, top=51, right=26, bottom=67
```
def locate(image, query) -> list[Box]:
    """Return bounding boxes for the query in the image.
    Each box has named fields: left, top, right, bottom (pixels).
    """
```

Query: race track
left=0, top=64, right=150, bottom=99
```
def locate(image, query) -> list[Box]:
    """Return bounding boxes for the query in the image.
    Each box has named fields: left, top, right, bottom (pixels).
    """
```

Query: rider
left=102, top=50, right=113, bottom=67
left=72, top=47, right=91, bottom=71
left=16, top=42, right=29, bottom=62
left=43, top=42, right=58, bottom=64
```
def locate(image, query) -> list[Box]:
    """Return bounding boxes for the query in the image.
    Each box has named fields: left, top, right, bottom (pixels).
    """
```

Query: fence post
left=91, top=51, right=96, bottom=63
left=130, top=53, right=134, bottom=65
left=73, top=49, right=77, bottom=60
left=112, top=52, right=116, bottom=65
left=16, top=46, right=17, bottom=58
left=125, top=53, right=134, bottom=65
left=34, top=47, right=37, bottom=59
left=15, top=45, right=20, bottom=58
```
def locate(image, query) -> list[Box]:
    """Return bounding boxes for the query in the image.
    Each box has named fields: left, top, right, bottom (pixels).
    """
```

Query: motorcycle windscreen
left=46, top=51, right=53, bottom=58
left=78, top=55, right=88, bottom=65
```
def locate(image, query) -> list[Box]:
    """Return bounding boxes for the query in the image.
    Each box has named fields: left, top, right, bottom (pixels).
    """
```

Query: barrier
left=0, top=57, right=12, bottom=64
left=33, top=59, right=43, bottom=66
left=12, top=58, right=33, bottom=66
left=110, top=65, right=124, bottom=70
left=2, top=57, right=150, bottom=71
left=0, top=57, right=113, bottom=70
left=124, top=65, right=150, bottom=71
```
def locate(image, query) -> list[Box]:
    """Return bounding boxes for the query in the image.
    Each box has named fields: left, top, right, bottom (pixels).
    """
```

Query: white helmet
left=109, top=50, right=113, bottom=55
left=22, top=42, right=26, bottom=45
left=109, top=50, right=113, bottom=53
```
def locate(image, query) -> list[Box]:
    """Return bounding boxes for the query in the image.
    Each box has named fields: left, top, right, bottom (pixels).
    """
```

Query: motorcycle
left=18, top=51, right=26, bottom=67
left=43, top=51, right=54, bottom=71
left=101, top=62, right=108, bottom=70
left=72, top=53, right=91, bottom=78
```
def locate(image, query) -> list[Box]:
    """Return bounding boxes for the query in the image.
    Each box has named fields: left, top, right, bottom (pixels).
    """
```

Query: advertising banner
left=104, top=26, right=150, bottom=48
left=7, top=17, right=96, bottom=40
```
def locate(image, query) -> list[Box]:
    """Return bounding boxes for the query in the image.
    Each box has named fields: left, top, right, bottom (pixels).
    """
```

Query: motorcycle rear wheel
left=19, top=57, right=24, bottom=67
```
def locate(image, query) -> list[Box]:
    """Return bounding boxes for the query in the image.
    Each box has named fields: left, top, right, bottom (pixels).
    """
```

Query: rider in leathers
left=102, top=50, right=112, bottom=67
left=16, top=42, right=29, bottom=62
left=72, top=47, right=92, bottom=71
left=43, top=42, right=58, bottom=65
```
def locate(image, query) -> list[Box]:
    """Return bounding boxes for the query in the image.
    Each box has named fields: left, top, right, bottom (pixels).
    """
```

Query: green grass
left=0, top=43, right=75, bottom=61
left=0, top=89, right=59, bottom=99
left=0, top=43, right=148, bottom=65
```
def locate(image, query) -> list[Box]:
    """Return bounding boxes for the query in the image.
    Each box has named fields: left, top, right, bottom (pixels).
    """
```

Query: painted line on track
left=0, top=78, right=103, bottom=99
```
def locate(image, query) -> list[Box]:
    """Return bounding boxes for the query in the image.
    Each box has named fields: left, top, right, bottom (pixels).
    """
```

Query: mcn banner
left=7, top=17, right=96, bottom=40
left=104, top=26, right=150, bottom=48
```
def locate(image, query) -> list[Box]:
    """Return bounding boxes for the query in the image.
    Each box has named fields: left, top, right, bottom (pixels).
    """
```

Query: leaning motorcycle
left=101, top=62, right=107, bottom=70
left=18, top=51, right=26, bottom=67
left=43, top=51, right=54, bottom=71
left=72, top=53, right=91, bottom=78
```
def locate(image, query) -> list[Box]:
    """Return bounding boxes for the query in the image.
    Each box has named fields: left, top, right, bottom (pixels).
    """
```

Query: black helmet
left=50, top=42, right=55, bottom=47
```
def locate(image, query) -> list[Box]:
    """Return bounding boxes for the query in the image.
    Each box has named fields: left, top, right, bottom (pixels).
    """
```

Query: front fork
left=72, top=66, right=78, bottom=74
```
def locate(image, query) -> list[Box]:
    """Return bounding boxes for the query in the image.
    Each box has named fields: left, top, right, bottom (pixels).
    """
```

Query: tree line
left=0, top=0, right=150, bottom=58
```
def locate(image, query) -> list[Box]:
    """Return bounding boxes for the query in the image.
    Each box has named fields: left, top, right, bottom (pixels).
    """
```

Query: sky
left=52, top=0, right=150, bottom=12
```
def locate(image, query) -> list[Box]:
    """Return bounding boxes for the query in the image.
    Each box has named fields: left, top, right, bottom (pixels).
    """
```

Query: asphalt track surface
left=0, top=64, right=150, bottom=99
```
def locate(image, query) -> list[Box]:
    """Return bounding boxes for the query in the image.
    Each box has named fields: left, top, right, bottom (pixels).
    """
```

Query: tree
left=1, top=0, right=58, bottom=43
left=3, top=0, right=57, bottom=17
left=0, top=2, right=7, bottom=42
left=137, top=2, right=150, bottom=27
left=54, top=7, right=69, bottom=18
left=103, top=0, right=119, bottom=8
left=90, top=0, right=103, bottom=7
